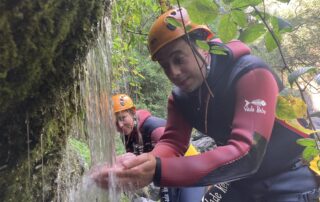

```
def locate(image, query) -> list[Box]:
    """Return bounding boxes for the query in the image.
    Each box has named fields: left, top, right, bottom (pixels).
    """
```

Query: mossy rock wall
left=0, top=0, right=110, bottom=201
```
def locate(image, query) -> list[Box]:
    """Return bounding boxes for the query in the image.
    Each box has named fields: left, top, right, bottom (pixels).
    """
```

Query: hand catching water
left=89, top=153, right=135, bottom=189
left=89, top=152, right=156, bottom=191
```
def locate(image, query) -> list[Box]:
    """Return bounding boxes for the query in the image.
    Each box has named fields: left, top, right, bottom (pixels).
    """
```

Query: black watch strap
left=153, top=157, right=161, bottom=186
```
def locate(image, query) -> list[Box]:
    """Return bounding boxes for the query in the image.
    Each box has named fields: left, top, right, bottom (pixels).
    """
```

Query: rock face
left=191, top=131, right=216, bottom=152
left=0, top=0, right=110, bottom=201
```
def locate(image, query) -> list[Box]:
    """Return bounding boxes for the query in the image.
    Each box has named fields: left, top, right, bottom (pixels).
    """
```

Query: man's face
left=155, top=38, right=207, bottom=92
left=115, top=111, right=134, bottom=135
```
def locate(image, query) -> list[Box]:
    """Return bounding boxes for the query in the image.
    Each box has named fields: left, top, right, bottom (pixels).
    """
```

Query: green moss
left=68, top=137, right=91, bottom=168
left=0, top=0, right=110, bottom=201
left=0, top=0, right=107, bottom=113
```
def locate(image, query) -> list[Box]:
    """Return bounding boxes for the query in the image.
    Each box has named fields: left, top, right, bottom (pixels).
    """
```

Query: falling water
left=40, top=133, right=45, bottom=202
left=56, top=13, right=120, bottom=202
left=25, top=112, right=31, bottom=195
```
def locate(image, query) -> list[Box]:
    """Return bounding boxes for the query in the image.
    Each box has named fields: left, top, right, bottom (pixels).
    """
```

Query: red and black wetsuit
left=151, top=40, right=319, bottom=201
left=122, top=109, right=165, bottom=154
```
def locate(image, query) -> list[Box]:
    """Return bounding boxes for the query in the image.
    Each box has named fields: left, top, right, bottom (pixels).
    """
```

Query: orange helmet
left=112, top=94, right=135, bottom=113
left=148, top=7, right=214, bottom=61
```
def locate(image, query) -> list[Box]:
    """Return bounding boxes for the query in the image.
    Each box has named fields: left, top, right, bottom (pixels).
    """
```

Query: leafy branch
left=254, top=6, right=320, bottom=151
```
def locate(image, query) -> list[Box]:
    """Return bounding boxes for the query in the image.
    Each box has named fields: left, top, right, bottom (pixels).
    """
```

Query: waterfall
left=56, top=13, right=120, bottom=202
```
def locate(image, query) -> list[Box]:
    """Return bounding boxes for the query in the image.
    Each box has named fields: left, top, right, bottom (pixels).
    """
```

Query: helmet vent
left=170, top=11, right=177, bottom=16
left=166, top=23, right=176, bottom=31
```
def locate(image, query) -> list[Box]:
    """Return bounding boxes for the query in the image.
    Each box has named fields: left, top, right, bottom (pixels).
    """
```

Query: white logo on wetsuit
left=244, top=99, right=266, bottom=114
left=201, top=183, right=230, bottom=202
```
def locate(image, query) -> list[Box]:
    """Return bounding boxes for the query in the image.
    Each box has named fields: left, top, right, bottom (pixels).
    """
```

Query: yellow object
left=309, top=155, right=320, bottom=176
left=276, top=95, right=307, bottom=120
left=185, top=144, right=199, bottom=156
left=282, top=119, right=320, bottom=135
left=148, top=7, right=214, bottom=61
left=112, top=94, right=135, bottom=113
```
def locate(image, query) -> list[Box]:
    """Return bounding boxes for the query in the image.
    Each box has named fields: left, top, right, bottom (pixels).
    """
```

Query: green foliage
left=264, top=31, right=278, bottom=52
left=218, top=14, right=238, bottom=42
left=262, top=16, right=280, bottom=51
left=239, top=24, right=266, bottom=43
left=276, top=94, right=307, bottom=120
left=301, top=146, right=319, bottom=162
left=166, top=17, right=182, bottom=28
left=231, top=0, right=262, bottom=8
left=196, top=40, right=210, bottom=51
left=231, top=10, right=247, bottom=27
left=134, top=59, right=172, bottom=118
left=68, top=138, right=91, bottom=168
left=297, top=138, right=317, bottom=147
left=115, top=134, right=126, bottom=155
left=196, top=39, right=228, bottom=55
left=111, top=0, right=158, bottom=94
left=179, top=0, right=219, bottom=24
left=111, top=0, right=171, bottom=118
left=178, top=0, right=294, bottom=51
left=210, top=45, right=228, bottom=55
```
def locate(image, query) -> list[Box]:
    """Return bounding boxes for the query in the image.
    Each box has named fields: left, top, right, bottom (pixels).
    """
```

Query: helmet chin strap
left=133, top=114, right=144, bottom=146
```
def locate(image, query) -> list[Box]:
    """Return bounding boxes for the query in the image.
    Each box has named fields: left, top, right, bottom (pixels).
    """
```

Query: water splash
left=56, top=13, right=120, bottom=202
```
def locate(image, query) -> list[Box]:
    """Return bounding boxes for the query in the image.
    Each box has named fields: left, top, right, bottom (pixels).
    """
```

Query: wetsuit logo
left=244, top=99, right=266, bottom=114
left=202, top=182, right=230, bottom=202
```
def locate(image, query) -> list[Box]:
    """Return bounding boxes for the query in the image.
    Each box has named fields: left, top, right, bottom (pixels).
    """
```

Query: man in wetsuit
left=91, top=7, right=319, bottom=201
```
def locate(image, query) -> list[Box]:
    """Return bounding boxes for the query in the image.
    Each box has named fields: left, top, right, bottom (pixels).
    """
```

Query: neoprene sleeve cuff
left=153, top=157, right=161, bottom=186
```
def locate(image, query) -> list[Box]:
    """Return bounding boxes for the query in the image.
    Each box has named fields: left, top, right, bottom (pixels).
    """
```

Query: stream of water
left=56, top=13, right=120, bottom=202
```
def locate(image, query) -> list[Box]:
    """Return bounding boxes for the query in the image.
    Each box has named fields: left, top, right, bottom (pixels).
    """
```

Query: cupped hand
left=89, top=153, right=136, bottom=189
left=114, top=152, right=157, bottom=191
left=88, top=163, right=120, bottom=189
left=88, top=152, right=157, bottom=191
